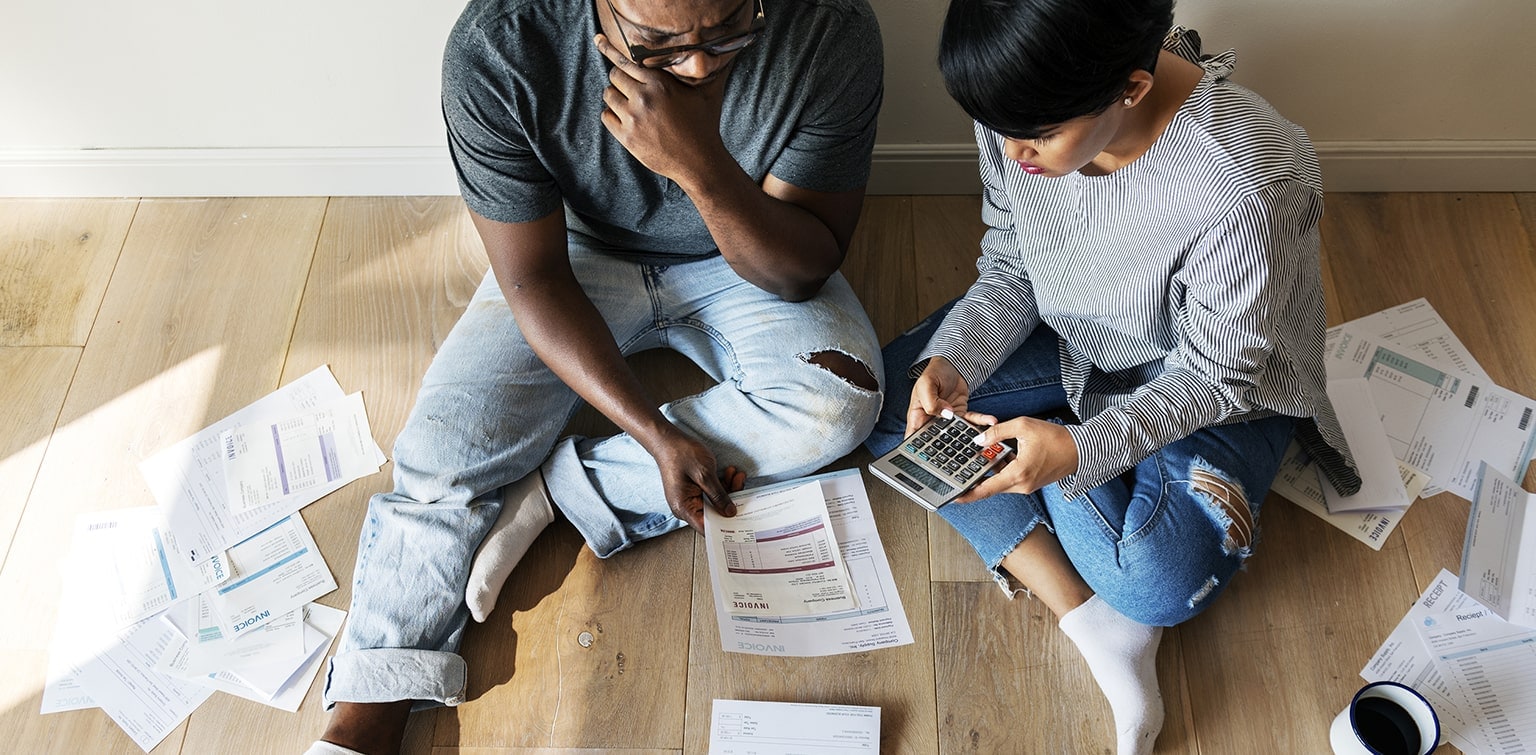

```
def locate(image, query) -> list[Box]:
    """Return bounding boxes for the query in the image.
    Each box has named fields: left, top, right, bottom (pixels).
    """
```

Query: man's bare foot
left=319, top=701, right=413, bottom=755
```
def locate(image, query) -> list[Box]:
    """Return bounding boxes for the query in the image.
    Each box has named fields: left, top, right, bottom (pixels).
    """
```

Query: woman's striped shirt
left=917, top=32, right=1362, bottom=500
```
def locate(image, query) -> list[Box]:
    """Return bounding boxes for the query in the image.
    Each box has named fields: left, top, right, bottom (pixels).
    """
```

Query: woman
left=864, top=1, right=1361, bottom=752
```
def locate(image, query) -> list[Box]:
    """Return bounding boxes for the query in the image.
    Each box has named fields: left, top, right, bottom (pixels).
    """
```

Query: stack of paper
left=1273, top=299, right=1536, bottom=550
left=1364, top=569, right=1536, bottom=753
left=703, top=469, right=914, bottom=657
left=709, top=479, right=859, bottom=618
left=1338, top=299, right=1536, bottom=753
left=41, top=365, right=384, bottom=751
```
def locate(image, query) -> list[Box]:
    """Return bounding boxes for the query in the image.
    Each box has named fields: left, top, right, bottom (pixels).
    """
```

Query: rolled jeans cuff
left=324, top=647, right=468, bottom=710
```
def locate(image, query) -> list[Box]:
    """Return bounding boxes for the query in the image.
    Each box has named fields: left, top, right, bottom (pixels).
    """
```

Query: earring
left=1123, top=97, right=1134, bottom=106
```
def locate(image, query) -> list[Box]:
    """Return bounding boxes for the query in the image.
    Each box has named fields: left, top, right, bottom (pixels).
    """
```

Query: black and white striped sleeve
left=1059, top=179, right=1324, bottom=497
left=914, top=128, right=1043, bottom=388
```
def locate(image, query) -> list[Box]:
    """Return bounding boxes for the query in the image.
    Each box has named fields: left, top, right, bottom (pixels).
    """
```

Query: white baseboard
left=1, top=141, right=1533, bottom=197
left=1313, top=140, right=1536, bottom=192
left=869, top=140, right=1536, bottom=194
left=0, top=147, right=460, bottom=198
left=867, top=144, right=982, bottom=195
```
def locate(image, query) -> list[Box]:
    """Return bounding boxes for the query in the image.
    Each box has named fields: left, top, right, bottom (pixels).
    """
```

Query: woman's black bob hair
left=938, top=0, right=1175, bottom=140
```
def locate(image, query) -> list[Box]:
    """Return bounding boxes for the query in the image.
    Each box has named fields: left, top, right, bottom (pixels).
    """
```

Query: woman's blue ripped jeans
left=864, top=304, right=1293, bottom=627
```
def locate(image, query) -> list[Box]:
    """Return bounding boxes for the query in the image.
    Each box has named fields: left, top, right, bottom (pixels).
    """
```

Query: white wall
left=2, top=0, right=1533, bottom=195
left=3, top=1, right=450, bottom=148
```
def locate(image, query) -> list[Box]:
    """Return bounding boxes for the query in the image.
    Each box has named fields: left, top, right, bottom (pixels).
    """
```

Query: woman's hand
left=906, top=356, right=971, bottom=436
left=953, top=414, right=1080, bottom=502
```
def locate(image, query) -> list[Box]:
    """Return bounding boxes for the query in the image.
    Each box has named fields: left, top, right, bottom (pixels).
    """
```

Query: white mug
left=1329, top=681, right=1440, bottom=755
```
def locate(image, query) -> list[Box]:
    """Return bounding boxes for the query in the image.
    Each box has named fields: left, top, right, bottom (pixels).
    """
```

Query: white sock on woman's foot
left=1058, top=594, right=1165, bottom=755
left=465, top=470, right=556, bottom=623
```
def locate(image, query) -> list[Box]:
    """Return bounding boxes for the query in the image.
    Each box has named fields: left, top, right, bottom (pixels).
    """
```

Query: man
left=308, top=0, right=884, bottom=752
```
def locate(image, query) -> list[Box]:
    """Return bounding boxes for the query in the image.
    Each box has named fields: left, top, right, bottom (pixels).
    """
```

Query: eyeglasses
left=606, top=0, right=766, bottom=69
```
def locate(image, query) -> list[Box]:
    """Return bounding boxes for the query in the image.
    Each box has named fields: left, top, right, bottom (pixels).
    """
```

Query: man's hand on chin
left=594, top=33, right=732, bottom=185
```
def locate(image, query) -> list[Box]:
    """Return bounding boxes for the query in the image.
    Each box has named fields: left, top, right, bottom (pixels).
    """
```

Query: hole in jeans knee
left=805, top=350, right=879, bottom=392
left=1188, top=575, right=1220, bottom=609
left=1190, top=465, right=1253, bottom=555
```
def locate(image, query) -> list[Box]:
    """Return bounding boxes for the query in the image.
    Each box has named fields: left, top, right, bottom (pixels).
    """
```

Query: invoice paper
left=1339, top=298, right=1489, bottom=380
left=204, top=514, right=337, bottom=638
left=41, top=585, right=101, bottom=714
left=224, top=619, right=325, bottom=697
left=155, top=596, right=304, bottom=677
left=61, top=507, right=229, bottom=629
left=1420, top=610, right=1536, bottom=753
left=705, top=469, right=913, bottom=657
left=1324, top=328, right=1536, bottom=501
left=1461, top=463, right=1536, bottom=628
left=1270, top=441, right=1423, bottom=551
left=71, top=616, right=216, bottom=753
left=152, top=602, right=343, bottom=711
left=1362, top=569, right=1491, bottom=753
left=41, top=508, right=227, bottom=715
left=210, top=603, right=345, bottom=710
left=1322, top=378, right=1414, bottom=513
left=707, top=480, right=858, bottom=617
left=152, top=612, right=300, bottom=681
left=1272, top=298, right=1454, bottom=541
left=709, top=699, right=879, bottom=754
left=141, top=365, right=381, bottom=564
left=39, top=655, right=94, bottom=714
left=222, top=392, right=384, bottom=512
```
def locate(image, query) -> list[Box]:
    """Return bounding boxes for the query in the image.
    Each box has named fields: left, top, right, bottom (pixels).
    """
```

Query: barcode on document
left=1464, top=386, right=1479, bottom=408
left=1521, top=407, right=1532, bottom=431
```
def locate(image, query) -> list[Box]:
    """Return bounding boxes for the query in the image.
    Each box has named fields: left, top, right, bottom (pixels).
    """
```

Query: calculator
left=868, top=412, right=1013, bottom=512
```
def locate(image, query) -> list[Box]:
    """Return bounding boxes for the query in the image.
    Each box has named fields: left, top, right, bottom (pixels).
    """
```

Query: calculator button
left=981, top=447, right=998, bottom=459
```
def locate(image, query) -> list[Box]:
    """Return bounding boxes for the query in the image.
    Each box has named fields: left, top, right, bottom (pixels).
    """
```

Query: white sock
left=1057, top=595, right=1165, bottom=755
left=304, top=742, right=367, bottom=755
left=465, top=469, right=556, bottom=623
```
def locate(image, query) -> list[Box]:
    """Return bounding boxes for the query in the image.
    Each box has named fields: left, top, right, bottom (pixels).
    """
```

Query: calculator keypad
left=900, top=415, right=1008, bottom=486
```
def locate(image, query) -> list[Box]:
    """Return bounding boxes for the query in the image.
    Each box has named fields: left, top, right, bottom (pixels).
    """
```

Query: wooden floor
left=1, top=193, right=1533, bottom=754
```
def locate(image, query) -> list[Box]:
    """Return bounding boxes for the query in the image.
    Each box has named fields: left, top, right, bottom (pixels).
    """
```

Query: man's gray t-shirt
left=442, top=0, right=883, bottom=261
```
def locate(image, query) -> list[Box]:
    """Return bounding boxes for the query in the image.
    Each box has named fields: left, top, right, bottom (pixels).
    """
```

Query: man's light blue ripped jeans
left=325, top=243, right=884, bottom=709
left=865, top=304, right=1292, bottom=627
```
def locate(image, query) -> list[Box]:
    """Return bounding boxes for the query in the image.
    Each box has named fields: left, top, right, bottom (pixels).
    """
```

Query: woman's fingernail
left=940, top=408, right=954, bottom=419
left=972, top=433, right=987, bottom=446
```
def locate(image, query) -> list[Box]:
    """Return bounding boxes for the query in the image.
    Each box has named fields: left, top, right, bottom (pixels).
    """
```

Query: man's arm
left=595, top=34, right=864, bottom=302
left=472, top=207, right=734, bottom=528
left=689, top=172, right=865, bottom=302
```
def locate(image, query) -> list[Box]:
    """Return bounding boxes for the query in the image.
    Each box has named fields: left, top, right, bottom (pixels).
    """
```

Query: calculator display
left=889, top=454, right=953, bottom=495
